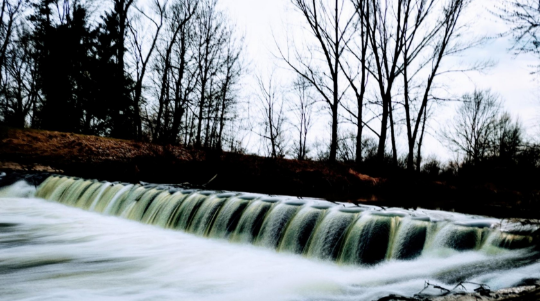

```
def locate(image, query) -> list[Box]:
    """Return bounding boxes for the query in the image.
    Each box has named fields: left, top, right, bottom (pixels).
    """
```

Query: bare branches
left=441, top=89, right=524, bottom=164
left=495, top=0, right=540, bottom=56
left=151, top=0, right=198, bottom=143
left=128, top=0, right=165, bottom=139
left=254, top=70, right=288, bottom=158
left=290, top=75, right=316, bottom=160
left=0, top=0, right=37, bottom=128
left=277, top=0, right=355, bottom=162
left=148, top=0, right=244, bottom=149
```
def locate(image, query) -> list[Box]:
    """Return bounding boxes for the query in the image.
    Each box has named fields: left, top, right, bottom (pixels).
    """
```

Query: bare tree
left=401, top=0, right=478, bottom=171
left=0, top=0, right=22, bottom=84
left=0, top=1, right=40, bottom=128
left=442, top=89, right=521, bottom=164
left=290, top=75, right=316, bottom=160
left=215, top=34, right=244, bottom=150
left=278, top=0, right=355, bottom=163
left=148, top=0, right=243, bottom=148
left=179, top=0, right=244, bottom=149
left=355, top=0, right=411, bottom=164
left=353, top=0, right=480, bottom=170
left=336, top=130, right=357, bottom=162
left=151, top=0, right=197, bottom=143
left=341, top=0, right=370, bottom=164
left=496, top=1, right=540, bottom=135
left=496, top=0, right=540, bottom=57
left=193, top=0, right=224, bottom=147
left=492, top=111, right=523, bottom=161
left=255, top=71, right=288, bottom=158
left=128, top=0, right=165, bottom=139
left=0, top=25, right=40, bottom=127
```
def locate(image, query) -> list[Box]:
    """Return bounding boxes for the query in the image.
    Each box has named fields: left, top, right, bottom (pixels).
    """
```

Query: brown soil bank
left=1, top=126, right=538, bottom=219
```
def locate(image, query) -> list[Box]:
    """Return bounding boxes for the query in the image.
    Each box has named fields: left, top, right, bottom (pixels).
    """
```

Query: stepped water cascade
left=1, top=175, right=539, bottom=301
left=35, top=176, right=535, bottom=264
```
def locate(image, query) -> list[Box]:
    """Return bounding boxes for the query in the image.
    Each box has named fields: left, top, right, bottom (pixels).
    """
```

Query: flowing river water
left=0, top=176, right=539, bottom=301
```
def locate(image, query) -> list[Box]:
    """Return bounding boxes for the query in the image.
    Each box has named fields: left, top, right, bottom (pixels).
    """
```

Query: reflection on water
left=0, top=182, right=539, bottom=301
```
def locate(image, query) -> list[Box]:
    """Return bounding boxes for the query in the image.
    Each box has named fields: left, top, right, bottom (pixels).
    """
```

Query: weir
left=35, top=175, right=536, bottom=266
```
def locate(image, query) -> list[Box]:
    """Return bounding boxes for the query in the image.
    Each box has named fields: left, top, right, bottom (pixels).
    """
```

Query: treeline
left=1, top=0, right=539, bottom=183
left=0, top=0, right=244, bottom=149
left=256, top=0, right=540, bottom=177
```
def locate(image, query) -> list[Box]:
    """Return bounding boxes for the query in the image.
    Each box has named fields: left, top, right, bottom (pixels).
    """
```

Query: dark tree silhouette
left=31, top=0, right=99, bottom=133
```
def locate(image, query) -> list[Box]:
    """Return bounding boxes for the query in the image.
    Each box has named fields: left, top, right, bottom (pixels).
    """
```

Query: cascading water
left=1, top=174, right=540, bottom=301
left=34, top=175, right=536, bottom=265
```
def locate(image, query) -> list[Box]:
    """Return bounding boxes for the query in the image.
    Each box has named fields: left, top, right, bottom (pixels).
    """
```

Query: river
left=0, top=180, right=539, bottom=301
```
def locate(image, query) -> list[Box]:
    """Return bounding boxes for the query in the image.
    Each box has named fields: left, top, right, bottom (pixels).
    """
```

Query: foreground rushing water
left=0, top=181, right=539, bottom=301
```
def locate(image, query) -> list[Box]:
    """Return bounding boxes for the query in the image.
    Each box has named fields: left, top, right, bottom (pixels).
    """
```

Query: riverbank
left=375, top=282, right=540, bottom=301
left=1, top=126, right=539, bottom=219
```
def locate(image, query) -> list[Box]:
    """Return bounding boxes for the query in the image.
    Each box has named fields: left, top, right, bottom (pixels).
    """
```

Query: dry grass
left=0, top=127, right=196, bottom=163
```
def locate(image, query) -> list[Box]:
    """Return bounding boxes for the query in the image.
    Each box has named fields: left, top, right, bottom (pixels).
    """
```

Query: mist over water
left=0, top=181, right=539, bottom=301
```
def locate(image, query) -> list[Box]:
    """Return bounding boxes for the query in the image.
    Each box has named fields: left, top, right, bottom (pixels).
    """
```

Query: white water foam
left=0, top=184, right=538, bottom=301
left=0, top=180, right=36, bottom=198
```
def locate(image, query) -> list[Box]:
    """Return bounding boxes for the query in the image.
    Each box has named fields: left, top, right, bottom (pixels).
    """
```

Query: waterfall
left=231, top=198, right=276, bottom=243
left=35, top=175, right=536, bottom=266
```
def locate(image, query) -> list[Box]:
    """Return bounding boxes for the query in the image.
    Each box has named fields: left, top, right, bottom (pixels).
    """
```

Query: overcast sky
left=217, top=0, right=540, bottom=160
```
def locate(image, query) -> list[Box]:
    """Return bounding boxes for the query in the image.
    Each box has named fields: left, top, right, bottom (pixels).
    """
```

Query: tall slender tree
left=278, top=0, right=355, bottom=163
left=152, top=0, right=197, bottom=143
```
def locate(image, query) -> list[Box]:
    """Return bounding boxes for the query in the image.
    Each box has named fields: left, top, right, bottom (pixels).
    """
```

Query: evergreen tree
left=93, top=10, right=135, bottom=138
left=30, top=0, right=96, bottom=133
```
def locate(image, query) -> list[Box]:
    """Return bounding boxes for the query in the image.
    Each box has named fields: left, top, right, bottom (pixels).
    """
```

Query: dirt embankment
left=0, top=126, right=538, bottom=218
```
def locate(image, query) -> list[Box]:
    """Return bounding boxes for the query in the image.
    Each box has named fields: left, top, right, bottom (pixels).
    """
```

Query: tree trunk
left=203, top=90, right=212, bottom=148
left=377, top=93, right=390, bottom=162
left=355, top=92, right=364, bottom=164
left=388, top=99, right=398, bottom=166
left=329, top=103, right=338, bottom=162
left=416, top=107, right=427, bottom=172
left=217, top=82, right=229, bottom=150
left=356, top=123, right=364, bottom=165
left=195, top=85, right=205, bottom=147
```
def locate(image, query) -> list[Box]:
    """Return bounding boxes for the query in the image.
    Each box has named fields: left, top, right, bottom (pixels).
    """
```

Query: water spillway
left=34, top=175, right=536, bottom=266
left=2, top=174, right=540, bottom=301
